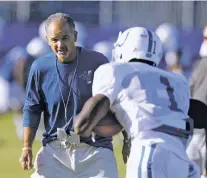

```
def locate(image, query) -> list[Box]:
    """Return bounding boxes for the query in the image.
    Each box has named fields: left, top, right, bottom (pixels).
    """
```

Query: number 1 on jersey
left=160, top=76, right=182, bottom=112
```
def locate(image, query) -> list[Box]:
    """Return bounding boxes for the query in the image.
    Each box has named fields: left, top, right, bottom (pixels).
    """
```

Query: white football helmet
left=112, top=27, right=162, bottom=66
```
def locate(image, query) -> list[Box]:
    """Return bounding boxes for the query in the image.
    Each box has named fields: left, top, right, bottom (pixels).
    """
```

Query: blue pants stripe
left=138, top=144, right=156, bottom=178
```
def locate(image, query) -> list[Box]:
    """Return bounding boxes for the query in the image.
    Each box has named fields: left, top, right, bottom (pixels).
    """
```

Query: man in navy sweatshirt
left=19, top=12, right=119, bottom=178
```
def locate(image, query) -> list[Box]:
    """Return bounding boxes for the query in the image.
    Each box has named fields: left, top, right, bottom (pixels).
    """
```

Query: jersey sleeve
left=92, top=64, right=118, bottom=105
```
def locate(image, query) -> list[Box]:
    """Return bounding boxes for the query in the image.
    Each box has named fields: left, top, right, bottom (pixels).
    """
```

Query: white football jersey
left=92, top=62, right=191, bottom=138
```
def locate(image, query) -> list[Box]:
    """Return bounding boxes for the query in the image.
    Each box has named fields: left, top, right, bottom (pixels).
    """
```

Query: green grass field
left=0, top=113, right=126, bottom=178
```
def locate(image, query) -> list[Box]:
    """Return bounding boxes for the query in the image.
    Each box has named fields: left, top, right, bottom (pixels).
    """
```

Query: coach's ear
left=188, top=99, right=207, bottom=129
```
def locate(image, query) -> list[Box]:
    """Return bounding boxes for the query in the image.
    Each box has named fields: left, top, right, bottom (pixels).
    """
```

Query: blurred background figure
left=0, top=46, right=28, bottom=113
left=13, top=35, right=51, bottom=140
left=74, top=21, right=88, bottom=47
left=156, top=23, right=179, bottom=53
left=93, top=40, right=113, bottom=60
left=155, top=23, right=184, bottom=75
left=186, top=25, right=207, bottom=178
left=24, top=36, right=51, bottom=86
left=199, top=26, right=207, bottom=58
left=26, top=36, right=50, bottom=57
left=0, top=16, right=6, bottom=42
left=38, top=20, right=47, bottom=41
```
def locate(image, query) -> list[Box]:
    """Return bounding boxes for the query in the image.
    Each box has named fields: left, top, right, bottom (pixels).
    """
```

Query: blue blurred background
left=0, top=2, right=207, bottom=177
left=0, top=1, right=206, bottom=76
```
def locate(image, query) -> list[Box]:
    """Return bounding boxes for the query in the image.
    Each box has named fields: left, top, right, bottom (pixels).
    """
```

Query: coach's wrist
left=22, top=147, right=32, bottom=151
left=23, top=142, right=33, bottom=148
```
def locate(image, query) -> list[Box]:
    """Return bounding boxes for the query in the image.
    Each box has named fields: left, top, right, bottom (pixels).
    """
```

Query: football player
left=74, top=27, right=200, bottom=178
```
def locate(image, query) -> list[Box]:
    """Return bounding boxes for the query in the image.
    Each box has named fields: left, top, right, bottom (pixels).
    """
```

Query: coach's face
left=46, top=19, right=77, bottom=62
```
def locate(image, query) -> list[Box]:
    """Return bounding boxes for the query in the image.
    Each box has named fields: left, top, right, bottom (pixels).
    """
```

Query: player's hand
left=122, top=139, right=131, bottom=164
left=19, top=148, right=33, bottom=170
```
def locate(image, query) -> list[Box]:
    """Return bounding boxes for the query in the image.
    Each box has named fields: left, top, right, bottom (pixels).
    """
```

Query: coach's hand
left=122, top=139, right=131, bottom=164
left=19, top=147, right=33, bottom=170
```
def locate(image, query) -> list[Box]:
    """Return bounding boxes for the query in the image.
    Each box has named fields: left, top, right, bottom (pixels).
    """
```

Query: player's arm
left=122, top=130, right=130, bottom=142
left=122, top=129, right=131, bottom=164
left=74, top=94, right=123, bottom=137
left=93, top=108, right=123, bottom=137
left=74, top=94, right=110, bottom=137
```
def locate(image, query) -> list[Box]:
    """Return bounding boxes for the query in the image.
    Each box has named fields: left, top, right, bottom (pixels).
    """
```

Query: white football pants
left=31, top=141, right=118, bottom=178
left=126, top=136, right=200, bottom=178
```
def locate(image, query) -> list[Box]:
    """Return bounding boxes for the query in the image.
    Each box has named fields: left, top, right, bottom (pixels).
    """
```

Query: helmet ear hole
left=120, top=54, right=122, bottom=59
